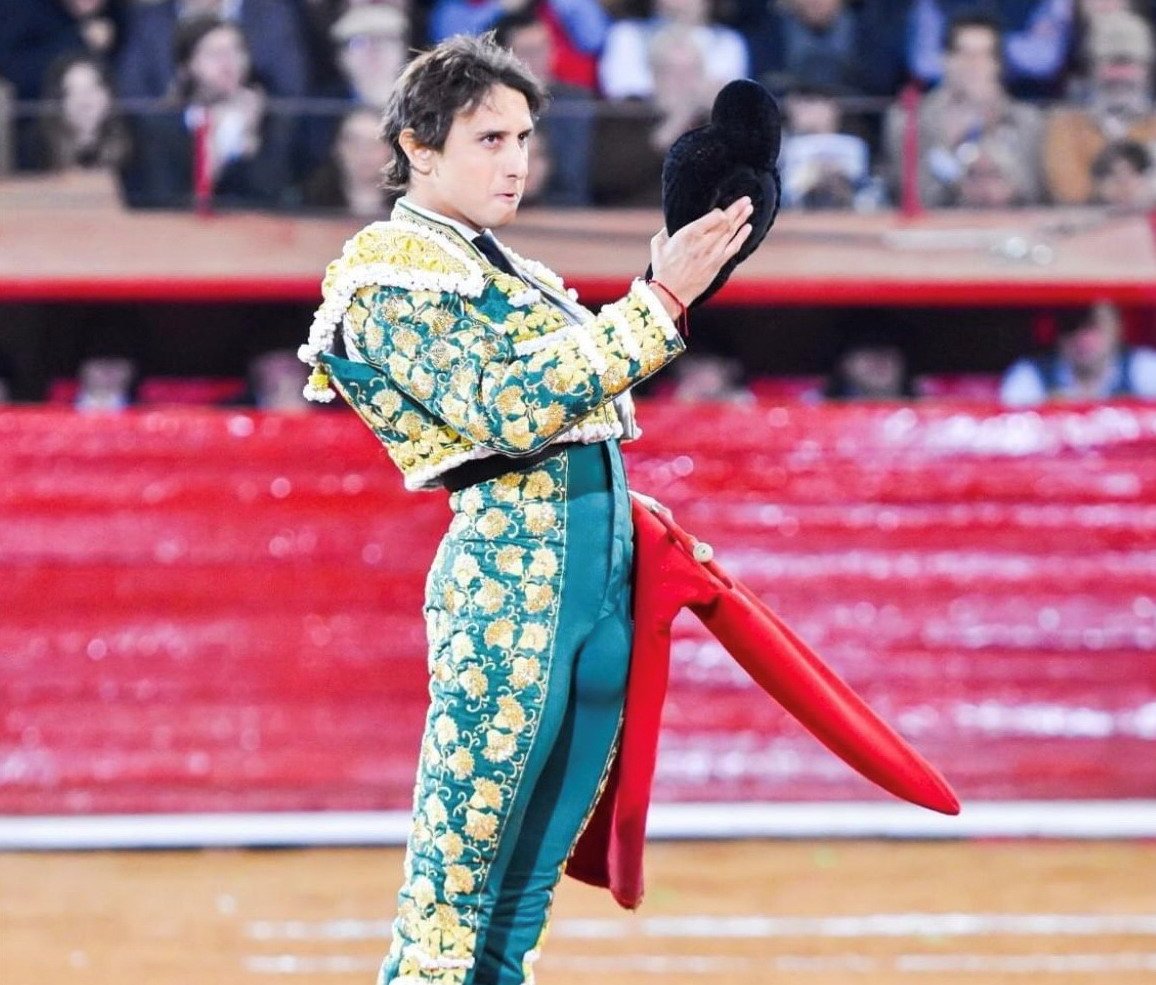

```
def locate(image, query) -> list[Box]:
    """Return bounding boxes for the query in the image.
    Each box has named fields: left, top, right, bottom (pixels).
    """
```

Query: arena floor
left=4, top=839, right=1156, bottom=985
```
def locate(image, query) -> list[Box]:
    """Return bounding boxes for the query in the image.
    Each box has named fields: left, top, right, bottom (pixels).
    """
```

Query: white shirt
left=1000, top=347, right=1156, bottom=405
left=598, top=19, right=749, bottom=100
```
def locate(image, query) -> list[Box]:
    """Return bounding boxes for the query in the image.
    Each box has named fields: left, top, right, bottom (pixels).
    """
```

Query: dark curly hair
left=381, top=32, right=547, bottom=196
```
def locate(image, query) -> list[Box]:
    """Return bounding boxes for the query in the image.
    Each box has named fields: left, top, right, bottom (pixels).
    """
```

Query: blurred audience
left=744, top=0, right=907, bottom=97
left=244, top=348, right=311, bottom=411
left=1044, top=10, right=1156, bottom=203
left=75, top=354, right=137, bottom=412
left=907, top=0, right=1076, bottom=99
left=29, top=52, right=129, bottom=172
left=120, top=16, right=292, bottom=209
left=116, top=0, right=308, bottom=99
left=668, top=353, right=753, bottom=403
left=300, top=105, right=390, bottom=215
left=495, top=10, right=595, bottom=205
left=1091, top=138, right=1156, bottom=208
left=822, top=324, right=918, bottom=400
left=1001, top=301, right=1156, bottom=404
left=885, top=13, right=1044, bottom=208
left=592, top=23, right=715, bottom=205
left=429, top=0, right=609, bottom=89
left=0, top=0, right=125, bottom=101
left=296, top=4, right=408, bottom=179
left=0, top=349, right=16, bottom=404
left=953, top=134, right=1038, bottom=207
left=778, top=82, right=873, bottom=210
left=598, top=0, right=748, bottom=100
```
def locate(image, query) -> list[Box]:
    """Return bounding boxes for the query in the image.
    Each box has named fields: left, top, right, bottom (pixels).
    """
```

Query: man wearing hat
left=1044, top=9, right=1156, bottom=204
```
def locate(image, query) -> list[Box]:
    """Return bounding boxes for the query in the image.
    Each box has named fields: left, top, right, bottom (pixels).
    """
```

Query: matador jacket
left=298, top=198, right=684, bottom=487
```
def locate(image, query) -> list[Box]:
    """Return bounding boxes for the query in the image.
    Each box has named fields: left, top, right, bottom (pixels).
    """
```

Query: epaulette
left=298, top=219, right=485, bottom=401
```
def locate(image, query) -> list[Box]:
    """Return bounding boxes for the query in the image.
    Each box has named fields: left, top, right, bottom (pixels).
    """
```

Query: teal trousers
left=381, top=441, right=633, bottom=985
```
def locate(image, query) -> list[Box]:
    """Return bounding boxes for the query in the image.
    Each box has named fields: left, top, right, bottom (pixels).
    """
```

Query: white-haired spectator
left=592, top=23, right=714, bottom=204
left=599, top=0, right=748, bottom=100
left=1044, top=9, right=1156, bottom=203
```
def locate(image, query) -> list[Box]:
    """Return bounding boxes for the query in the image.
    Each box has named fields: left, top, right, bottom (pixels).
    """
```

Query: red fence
left=2, top=401, right=1155, bottom=816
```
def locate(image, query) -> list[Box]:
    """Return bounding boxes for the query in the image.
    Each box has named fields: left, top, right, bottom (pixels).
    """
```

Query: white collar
left=398, top=196, right=493, bottom=245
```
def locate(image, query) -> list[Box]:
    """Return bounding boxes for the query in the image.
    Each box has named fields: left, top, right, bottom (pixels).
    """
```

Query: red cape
left=566, top=495, right=959, bottom=909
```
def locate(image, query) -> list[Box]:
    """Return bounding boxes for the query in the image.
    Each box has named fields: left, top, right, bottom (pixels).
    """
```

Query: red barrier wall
left=2, top=402, right=1155, bottom=815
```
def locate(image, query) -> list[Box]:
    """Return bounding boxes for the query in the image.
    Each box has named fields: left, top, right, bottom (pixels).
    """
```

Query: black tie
left=473, top=232, right=520, bottom=278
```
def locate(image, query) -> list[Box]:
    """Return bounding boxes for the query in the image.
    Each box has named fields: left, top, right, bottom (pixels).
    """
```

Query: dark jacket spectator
left=0, top=0, right=125, bottom=100
left=742, top=0, right=909, bottom=97
left=495, top=10, right=595, bottom=205
left=116, top=0, right=308, bottom=99
left=907, top=0, right=1076, bottom=99
left=120, top=16, right=291, bottom=209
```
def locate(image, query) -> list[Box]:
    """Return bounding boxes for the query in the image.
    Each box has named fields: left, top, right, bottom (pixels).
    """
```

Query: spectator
left=428, top=0, right=609, bottom=89
left=295, top=4, right=407, bottom=180
left=30, top=52, right=129, bottom=172
left=245, top=349, right=311, bottom=411
left=329, top=4, right=408, bottom=110
left=778, top=83, right=872, bottom=210
left=120, top=16, right=292, bottom=209
left=885, top=13, right=1044, bottom=208
left=495, top=10, right=595, bottom=204
left=1043, top=10, right=1156, bottom=204
left=300, top=106, right=390, bottom=215
left=116, top=0, right=308, bottom=100
left=75, top=354, right=137, bottom=412
left=592, top=23, right=715, bottom=205
left=1002, top=301, right=1156, bottom=403
left=669, top=353, right=753, bottom=402
left=907, top=0, right=1076, bottom=99
left=822, top=324, right=918, bottom=401
left=0, top=0, right=125, bottom=101
left=1092, top=139, right=1156, bottom=208
left=599, top=0, right=748, bottom=100
left=953, top=135, right=1037, bottom=207
left=742, top=0, right=904, bottom=97
left=521, top=128, right=555, bottom=206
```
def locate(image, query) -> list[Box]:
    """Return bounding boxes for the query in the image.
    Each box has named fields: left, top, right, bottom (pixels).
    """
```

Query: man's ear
left=398, top=128, right=434, bottom=175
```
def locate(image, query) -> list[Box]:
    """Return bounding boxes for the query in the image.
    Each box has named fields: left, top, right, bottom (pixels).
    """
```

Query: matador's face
left=407, top=84, right=534, bottom=233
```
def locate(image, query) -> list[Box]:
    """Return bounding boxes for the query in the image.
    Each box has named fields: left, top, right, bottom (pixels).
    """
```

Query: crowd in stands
left=2, top=0, right=1156, bottom=212
left=3, top=1, right=1156, bottom=408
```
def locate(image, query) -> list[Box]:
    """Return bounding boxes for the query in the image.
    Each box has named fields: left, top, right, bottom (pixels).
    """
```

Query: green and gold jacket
left=299, top=200, right=686, bottom=491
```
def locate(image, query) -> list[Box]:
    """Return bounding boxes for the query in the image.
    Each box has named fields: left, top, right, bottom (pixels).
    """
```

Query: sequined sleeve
left=347, top=279, right=684, bottom=456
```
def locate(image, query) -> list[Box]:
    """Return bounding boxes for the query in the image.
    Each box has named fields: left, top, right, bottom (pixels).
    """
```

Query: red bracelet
left=647, top=278, right=690, bottom=339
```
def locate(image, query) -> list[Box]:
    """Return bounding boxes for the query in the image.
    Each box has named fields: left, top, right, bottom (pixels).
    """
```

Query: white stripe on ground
left=244, top=912, right=1156, bottom=942
left=243, top=952, right=1156, bottom=975
left=7, top=800, right=1156, bottom=849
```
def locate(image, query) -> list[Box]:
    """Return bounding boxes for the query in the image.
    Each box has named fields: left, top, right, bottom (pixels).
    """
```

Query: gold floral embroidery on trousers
left=380, top=457, right=569, bottom=985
